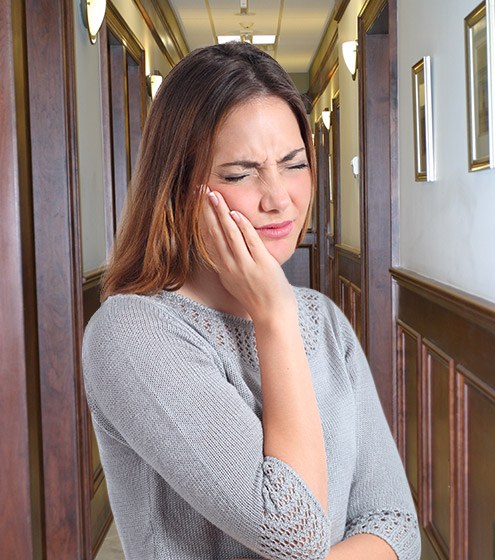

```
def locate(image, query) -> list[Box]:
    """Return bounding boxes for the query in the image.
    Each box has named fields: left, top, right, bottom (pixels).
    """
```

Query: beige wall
left=337, top=0, right=366, bottom=250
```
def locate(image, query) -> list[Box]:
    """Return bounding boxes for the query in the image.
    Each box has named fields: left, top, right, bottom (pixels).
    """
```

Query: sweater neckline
left=157, top=289, right=254, bottom=327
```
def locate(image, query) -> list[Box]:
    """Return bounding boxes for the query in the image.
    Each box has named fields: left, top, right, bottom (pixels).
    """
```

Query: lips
left=255, top=220, right=295, bottom=239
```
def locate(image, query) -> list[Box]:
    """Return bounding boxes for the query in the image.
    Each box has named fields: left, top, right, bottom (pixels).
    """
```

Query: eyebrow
left=218, top=147, right=306, bottom=169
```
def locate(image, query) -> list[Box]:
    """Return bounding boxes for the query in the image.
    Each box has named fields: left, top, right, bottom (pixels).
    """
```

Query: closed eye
left=223, top=174, right=250, bottom=183
left=287, top=162, right=309, bottom=170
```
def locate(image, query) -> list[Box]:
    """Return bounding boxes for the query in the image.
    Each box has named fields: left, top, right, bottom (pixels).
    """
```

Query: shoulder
left=292, top=286, right=351, bottom=336
left=83, top=293, right=213, bottom=369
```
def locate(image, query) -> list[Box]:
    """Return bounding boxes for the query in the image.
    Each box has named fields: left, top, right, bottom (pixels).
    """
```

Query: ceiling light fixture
left=342, top=40, right=358, bottom=80
left=80, top=0, right=107, bottom=44
left=218, top=35, right=242, bottom=44
left=252, top=35, right=276, bottom=45
left=240, top=0, right=248, bottom=15
left=217, top=34, right=276, bottom=45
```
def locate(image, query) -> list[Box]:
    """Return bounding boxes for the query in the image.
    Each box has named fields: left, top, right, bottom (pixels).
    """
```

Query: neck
left=178, top=265, right=251, bottom=320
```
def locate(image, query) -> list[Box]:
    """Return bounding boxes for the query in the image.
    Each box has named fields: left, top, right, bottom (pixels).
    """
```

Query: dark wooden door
left=358, top=0, right=397, bottom=429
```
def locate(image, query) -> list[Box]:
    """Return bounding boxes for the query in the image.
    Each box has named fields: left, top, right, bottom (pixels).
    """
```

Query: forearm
left=254, top=311, right=328, bottom=513
left=325, top=534, right=397, bottom=559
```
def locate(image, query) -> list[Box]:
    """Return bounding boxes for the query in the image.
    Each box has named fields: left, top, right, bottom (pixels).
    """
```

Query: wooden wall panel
left=335, top=245, right=362, bottom=342
left=422, top=343, right=452, bottom=559
left=460, top=367, right=495, bottom=560
left=392, top=268, right=495, bottom=560
left=397, top=322, right=420, bottom=499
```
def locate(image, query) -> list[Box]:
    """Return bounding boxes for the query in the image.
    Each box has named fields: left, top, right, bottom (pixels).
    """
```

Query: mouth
left=255, top=220, right=295, bottom=239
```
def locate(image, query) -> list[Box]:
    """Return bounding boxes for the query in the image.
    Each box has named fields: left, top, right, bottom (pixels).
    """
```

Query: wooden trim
left=107, top=1, right=145, bottom=60
left=359, top=0, right=389, bottom=30
left=391, top=267, right=495, bottom=334
left=334, top=0, right=352, bottom=22
left=24, top=0, right=91, bottom=556
left=335, top=243, right=360, bottom=260
left=308, top=31, right=339, bottom=103
left=130, top=0, right=188, bottom=66
left=99, top=22, right=116, bottom=254
left=0, top=1, right=37, bottom=557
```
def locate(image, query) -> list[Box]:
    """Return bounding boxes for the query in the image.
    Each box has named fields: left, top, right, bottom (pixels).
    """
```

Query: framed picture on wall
left=412, top=56, right=435, bottom=181
left=465, top=1, right=495, bottom=171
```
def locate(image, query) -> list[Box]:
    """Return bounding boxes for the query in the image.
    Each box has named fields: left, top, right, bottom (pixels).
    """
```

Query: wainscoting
left=335, top=244, right=362, bottom=343
left=392, top=268, right=495, bottom=560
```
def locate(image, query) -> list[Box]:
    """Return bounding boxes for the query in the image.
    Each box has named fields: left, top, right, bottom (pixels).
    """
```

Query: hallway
left=1, top=0, right=494, bottom=559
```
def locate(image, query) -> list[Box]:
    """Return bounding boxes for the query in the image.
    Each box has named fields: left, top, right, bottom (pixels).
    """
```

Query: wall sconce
left=146, top=71, right=164, bottom=100
left=342, top=40, right=358, bottom=80
left=321, top=108, right=330, bottom=130
left=80, top=0, right=107, bottom=44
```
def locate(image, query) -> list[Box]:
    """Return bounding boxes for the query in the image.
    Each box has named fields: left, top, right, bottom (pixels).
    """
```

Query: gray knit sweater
left=82, top=287, right=420, bottom=560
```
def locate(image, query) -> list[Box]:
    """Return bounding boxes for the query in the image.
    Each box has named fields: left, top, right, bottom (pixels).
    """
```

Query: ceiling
left=167, top=0, right=336, bottom=73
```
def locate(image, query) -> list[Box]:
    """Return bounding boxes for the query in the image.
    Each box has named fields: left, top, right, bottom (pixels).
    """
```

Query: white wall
left=74, top=0, right=173, bottom=274
left=338, top=0, right=366, bottom=249
left=398, top=0, right=495, bottom=302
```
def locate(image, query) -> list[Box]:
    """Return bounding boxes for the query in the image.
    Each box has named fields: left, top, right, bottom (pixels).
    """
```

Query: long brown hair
left=100, top=42, right=316, bottom=301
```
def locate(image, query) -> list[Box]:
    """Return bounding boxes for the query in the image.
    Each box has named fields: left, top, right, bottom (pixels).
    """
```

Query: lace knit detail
left=260, top=457, right=330, bottom=559
left=154, top=289, right=322, bottom=366
left=345, top=509, right=421, bottom=560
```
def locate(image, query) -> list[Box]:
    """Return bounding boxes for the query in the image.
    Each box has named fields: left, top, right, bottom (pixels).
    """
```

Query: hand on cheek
left=200, top=187, right=296, bottom=322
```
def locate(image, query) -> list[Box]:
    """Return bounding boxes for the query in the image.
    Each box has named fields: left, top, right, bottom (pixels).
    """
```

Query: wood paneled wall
left=393, top=268, right=495, bottom=560
left=335, top=244, right=362, bottom=343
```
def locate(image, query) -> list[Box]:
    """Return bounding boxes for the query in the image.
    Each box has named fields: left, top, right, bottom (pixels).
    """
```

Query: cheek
left=211, top=186, right=259, bottom=217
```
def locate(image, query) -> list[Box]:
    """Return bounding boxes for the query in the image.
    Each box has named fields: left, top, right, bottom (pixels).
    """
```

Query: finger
left=200, top=190, right=236, bottom=265
left=209, top=191, right=255, bottom=263
left=229, top=210, right=271, bottom=263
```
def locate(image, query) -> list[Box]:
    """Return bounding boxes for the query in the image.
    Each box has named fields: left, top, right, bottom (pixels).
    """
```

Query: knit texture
left=82, top=287, right=420, bottom=560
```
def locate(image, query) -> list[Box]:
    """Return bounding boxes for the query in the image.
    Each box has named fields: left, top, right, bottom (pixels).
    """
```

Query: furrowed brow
left=277, top=147, right=306, bottom=164
left=218, top=160, right=260, bottom=169
left=218, top=147, right=306, bottom=169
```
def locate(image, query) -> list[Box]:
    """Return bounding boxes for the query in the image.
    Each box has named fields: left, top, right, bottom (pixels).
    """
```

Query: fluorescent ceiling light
left=217, top=35, right=277, bottom=45
left=252, top=35, right=276, bottom=45
left=218, top=35, right=242, bottom=44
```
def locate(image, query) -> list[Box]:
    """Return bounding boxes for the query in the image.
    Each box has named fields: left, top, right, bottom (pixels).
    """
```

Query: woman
left=83, top=42, right=420, bottom=560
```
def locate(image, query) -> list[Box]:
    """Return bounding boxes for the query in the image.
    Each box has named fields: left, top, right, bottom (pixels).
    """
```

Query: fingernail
left=230, top=210, right=241, bottom=222
left=208, top=192, right=219, bottom=206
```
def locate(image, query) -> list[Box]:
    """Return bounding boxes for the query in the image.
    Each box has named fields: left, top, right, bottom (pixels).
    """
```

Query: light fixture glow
left=146, top=71, right=163, bottom=100
left=218, top=35, right=242, bottom=44
left=218, top=34, right=276, bottom=45
left=321, top=108, right=330, bottom=130
left=252, top=35, right=277, bottom=45
left=342, top=40, right=358, bottom=79
left=81, top=0, right=107, bottom=44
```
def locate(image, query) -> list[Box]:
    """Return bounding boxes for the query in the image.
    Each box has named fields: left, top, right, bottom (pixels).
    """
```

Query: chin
left=264, top=240, right=297, bottom=265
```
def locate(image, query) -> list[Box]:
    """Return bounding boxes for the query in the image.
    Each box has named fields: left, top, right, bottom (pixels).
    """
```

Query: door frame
left=358, top=0, right=399, bottom=433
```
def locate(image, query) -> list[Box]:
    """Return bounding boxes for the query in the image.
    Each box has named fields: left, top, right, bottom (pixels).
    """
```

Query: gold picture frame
left=465, top=1, right=495, bottom=170
left=412, top=56, right=435, bottom=182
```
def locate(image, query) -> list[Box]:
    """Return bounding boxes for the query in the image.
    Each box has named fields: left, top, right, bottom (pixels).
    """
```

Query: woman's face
left=207, top=96, right=312, bottom=265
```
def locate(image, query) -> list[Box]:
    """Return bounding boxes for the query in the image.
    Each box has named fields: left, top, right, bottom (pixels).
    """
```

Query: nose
left=259, top=170, right=291, bottom=213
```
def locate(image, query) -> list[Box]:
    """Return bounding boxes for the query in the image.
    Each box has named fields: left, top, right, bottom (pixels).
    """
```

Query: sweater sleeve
left=335, top=309, right=421, bottom=560
left=82, top=296, right=330, bottom=560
